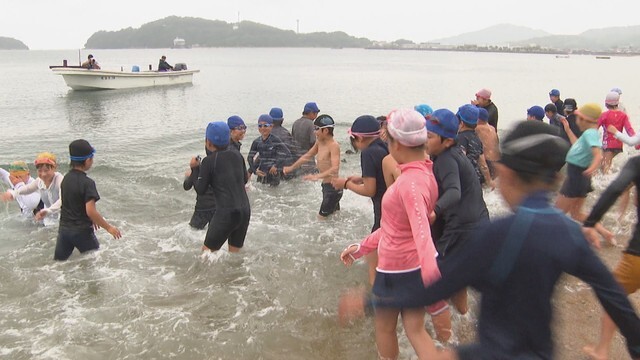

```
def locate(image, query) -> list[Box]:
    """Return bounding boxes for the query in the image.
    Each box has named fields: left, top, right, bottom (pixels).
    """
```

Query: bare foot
left=582, top=344, right=607, bottom=360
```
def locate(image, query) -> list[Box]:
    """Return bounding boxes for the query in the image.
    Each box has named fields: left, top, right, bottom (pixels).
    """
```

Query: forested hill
left=85, top=16, right=372, bottom=49
left=0, top=37, right=28, bottom=50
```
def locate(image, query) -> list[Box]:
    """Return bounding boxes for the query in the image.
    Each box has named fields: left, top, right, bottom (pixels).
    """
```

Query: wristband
left=343, top=179, right=349, bottom=190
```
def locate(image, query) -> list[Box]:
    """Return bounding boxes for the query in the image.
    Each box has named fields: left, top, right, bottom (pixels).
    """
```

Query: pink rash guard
left=351, top=159, right=441, bottom=286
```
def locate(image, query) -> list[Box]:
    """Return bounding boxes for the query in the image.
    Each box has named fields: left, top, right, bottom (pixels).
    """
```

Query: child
left=556, top=103, right=613, bottom=244
left=582, top=155, right=640, bottom=360
left=474, top=107, right=500, bottom=179
left=526, top=105, right=545, bottom=121
left=193, top=122, right=250, bottom=253
left=1, top=152, right=63, bottom=223
left=425, top=108, right=490, bottom=341
left=331, top=115, right=389, bottom=285
left=247, top=114, right=292, bottom=187
left=340, top=108, right=443, bottom=359
left=456, top=104, right=494, bottom=190
left=184, top=152, right=216, bottom=230
left=227, top=115, right=247, bottom=153
left=0, top=161, right=41, bottom=217
left=343, top=121, right=640, bottom=359
left=598, top=91, right=637, bottom=174
left=284, top=115, right=342, bottom=218
left=55, top=140, right=121, bottom=261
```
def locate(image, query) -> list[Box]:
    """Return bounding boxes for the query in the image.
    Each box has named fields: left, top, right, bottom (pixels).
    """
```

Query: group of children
left=4, top=91, right=640, bottom=359
left=1, top=140, right=121, bottom=260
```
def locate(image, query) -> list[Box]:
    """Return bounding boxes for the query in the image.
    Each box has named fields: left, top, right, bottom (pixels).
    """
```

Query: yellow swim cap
left=34, top=152, right=57, bottom=166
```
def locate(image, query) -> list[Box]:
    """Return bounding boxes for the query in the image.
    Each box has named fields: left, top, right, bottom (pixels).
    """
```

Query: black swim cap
left=314, top=114, right=335, bottom=128
left=500, top=121, right=568, bottom=180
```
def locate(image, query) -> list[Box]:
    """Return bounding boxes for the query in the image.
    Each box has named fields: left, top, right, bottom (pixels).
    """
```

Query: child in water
left=193, top=122, right=251, bottom=253
left=1, top=152, right=63, bottom=224
left=340, top=109, right=443, bottom=359
left=55, top=140, right=121, bottom=260
left=331, top=115, right=389, bottom=285
left=556, top=103, right=613, bottom=245
left=0, top=161, right=41, bottom=217
left=284, top=114, right=342, bottom=218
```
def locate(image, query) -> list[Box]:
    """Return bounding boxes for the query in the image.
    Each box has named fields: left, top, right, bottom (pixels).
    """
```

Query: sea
left=0, top=48, right=639, bottom=359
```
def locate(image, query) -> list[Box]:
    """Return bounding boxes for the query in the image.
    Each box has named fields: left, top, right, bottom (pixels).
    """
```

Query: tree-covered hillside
left=85, top=16, right=371, bottom=49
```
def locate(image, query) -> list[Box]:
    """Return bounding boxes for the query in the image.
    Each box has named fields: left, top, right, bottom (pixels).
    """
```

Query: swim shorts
left=319, top=182, right=343, bottom=217
left=54, top=227, right=100, bottom=261
left=204, top=207, right=251, bottom=250
left=559, top=163, right=593, bottom=198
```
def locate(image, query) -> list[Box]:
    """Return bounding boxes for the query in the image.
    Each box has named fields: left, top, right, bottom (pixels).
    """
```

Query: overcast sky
left=3, top=0, right=639, bottom=50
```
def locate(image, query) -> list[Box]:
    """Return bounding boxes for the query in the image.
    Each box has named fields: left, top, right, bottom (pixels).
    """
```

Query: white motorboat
left=50, top=64, right=199, bottom=91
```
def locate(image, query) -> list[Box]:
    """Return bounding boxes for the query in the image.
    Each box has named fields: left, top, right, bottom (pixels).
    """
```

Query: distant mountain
left=85, top=16, right=372, bottom=49
left=430, top=24, right=551, bottom=46
left=0, top=36, right=28, bottom=50
left=514, top=25, right=640, bottom=51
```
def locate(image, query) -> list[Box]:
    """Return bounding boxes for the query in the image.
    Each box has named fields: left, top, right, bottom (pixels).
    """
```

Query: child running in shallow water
left=340, top=109, right=444, bottom=360
left=556, top=103, right=613, bottom=245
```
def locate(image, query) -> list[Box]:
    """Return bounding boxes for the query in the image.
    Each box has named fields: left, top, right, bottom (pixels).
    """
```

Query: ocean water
left=0, top=48, right=639, bottom=359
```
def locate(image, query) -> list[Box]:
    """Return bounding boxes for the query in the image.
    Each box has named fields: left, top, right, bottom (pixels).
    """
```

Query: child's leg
left=401, top=307, right=438, bottom=359
left=602, top=151, right=615, bottom=174
left=374, top=307, right=401, bottom=360
left=450, top=288, right=468, bottom=315
left=555, top=194, right=573, bottom=214
left=583, top=313, right=616, bottom=360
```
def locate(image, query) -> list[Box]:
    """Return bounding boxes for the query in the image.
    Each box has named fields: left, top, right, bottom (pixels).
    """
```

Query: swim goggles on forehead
left=347, top=128, right=381, bottom=139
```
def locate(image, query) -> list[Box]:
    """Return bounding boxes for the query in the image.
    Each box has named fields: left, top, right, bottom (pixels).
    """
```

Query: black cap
left=500, top=121, right=568, bottom=180
left=69, top=139, right=95, bottom=160
left=88, top=54, right=93, bottom=58
left=314, top=114, right=335, bottom=128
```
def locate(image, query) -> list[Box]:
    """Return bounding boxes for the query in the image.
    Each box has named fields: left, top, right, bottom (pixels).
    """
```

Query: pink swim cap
left=386, top=109, right=428, bottom=147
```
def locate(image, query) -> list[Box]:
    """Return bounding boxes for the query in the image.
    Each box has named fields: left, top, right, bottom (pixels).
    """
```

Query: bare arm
left=382, top=154, right=399, bottom=187
left=284, top=143, right=319, bottom=174
left=86, top=199, right=121, bottom=239
left=584, top=147, right=603, bottom=177
left=478, top=154, right=494, bottom=189
left=561, top=117, right=578, bottom=144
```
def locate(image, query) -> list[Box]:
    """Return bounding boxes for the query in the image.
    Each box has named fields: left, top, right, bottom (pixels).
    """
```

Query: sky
left=3, top=0, right=640, bottom=50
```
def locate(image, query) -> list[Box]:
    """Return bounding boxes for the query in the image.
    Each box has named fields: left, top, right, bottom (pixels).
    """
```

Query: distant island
left=85, top=16, right=371, bottom=49
left=0, top=36, right=28, bottom=50
left=81, top=17, right=640, bottom=56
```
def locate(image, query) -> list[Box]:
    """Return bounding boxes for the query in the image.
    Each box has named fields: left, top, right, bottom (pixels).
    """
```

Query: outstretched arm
left=284, top=143, right=319, bottom=175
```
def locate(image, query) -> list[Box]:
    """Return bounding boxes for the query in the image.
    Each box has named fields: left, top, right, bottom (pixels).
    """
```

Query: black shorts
left=189, top=209, right=216, bottom=230
left=560, top=163, right=593, bottom=198
left=204, top=207, right=250, bottom=250
left=319, top=183, right=343, bottom=217
left=54, top=227, right=100, bottom=261
left=257, top=173, right=281, bottom=187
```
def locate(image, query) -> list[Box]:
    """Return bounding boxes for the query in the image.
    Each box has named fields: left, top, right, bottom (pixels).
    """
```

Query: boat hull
left=51, top=68, right=200, bottom=90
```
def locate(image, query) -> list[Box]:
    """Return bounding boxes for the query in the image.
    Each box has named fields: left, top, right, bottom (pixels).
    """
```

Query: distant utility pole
left=296, top=19, right=299, bottom=34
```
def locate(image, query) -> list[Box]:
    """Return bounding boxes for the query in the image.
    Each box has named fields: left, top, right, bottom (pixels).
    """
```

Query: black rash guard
left=193, top=148, right=249, bottom=211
